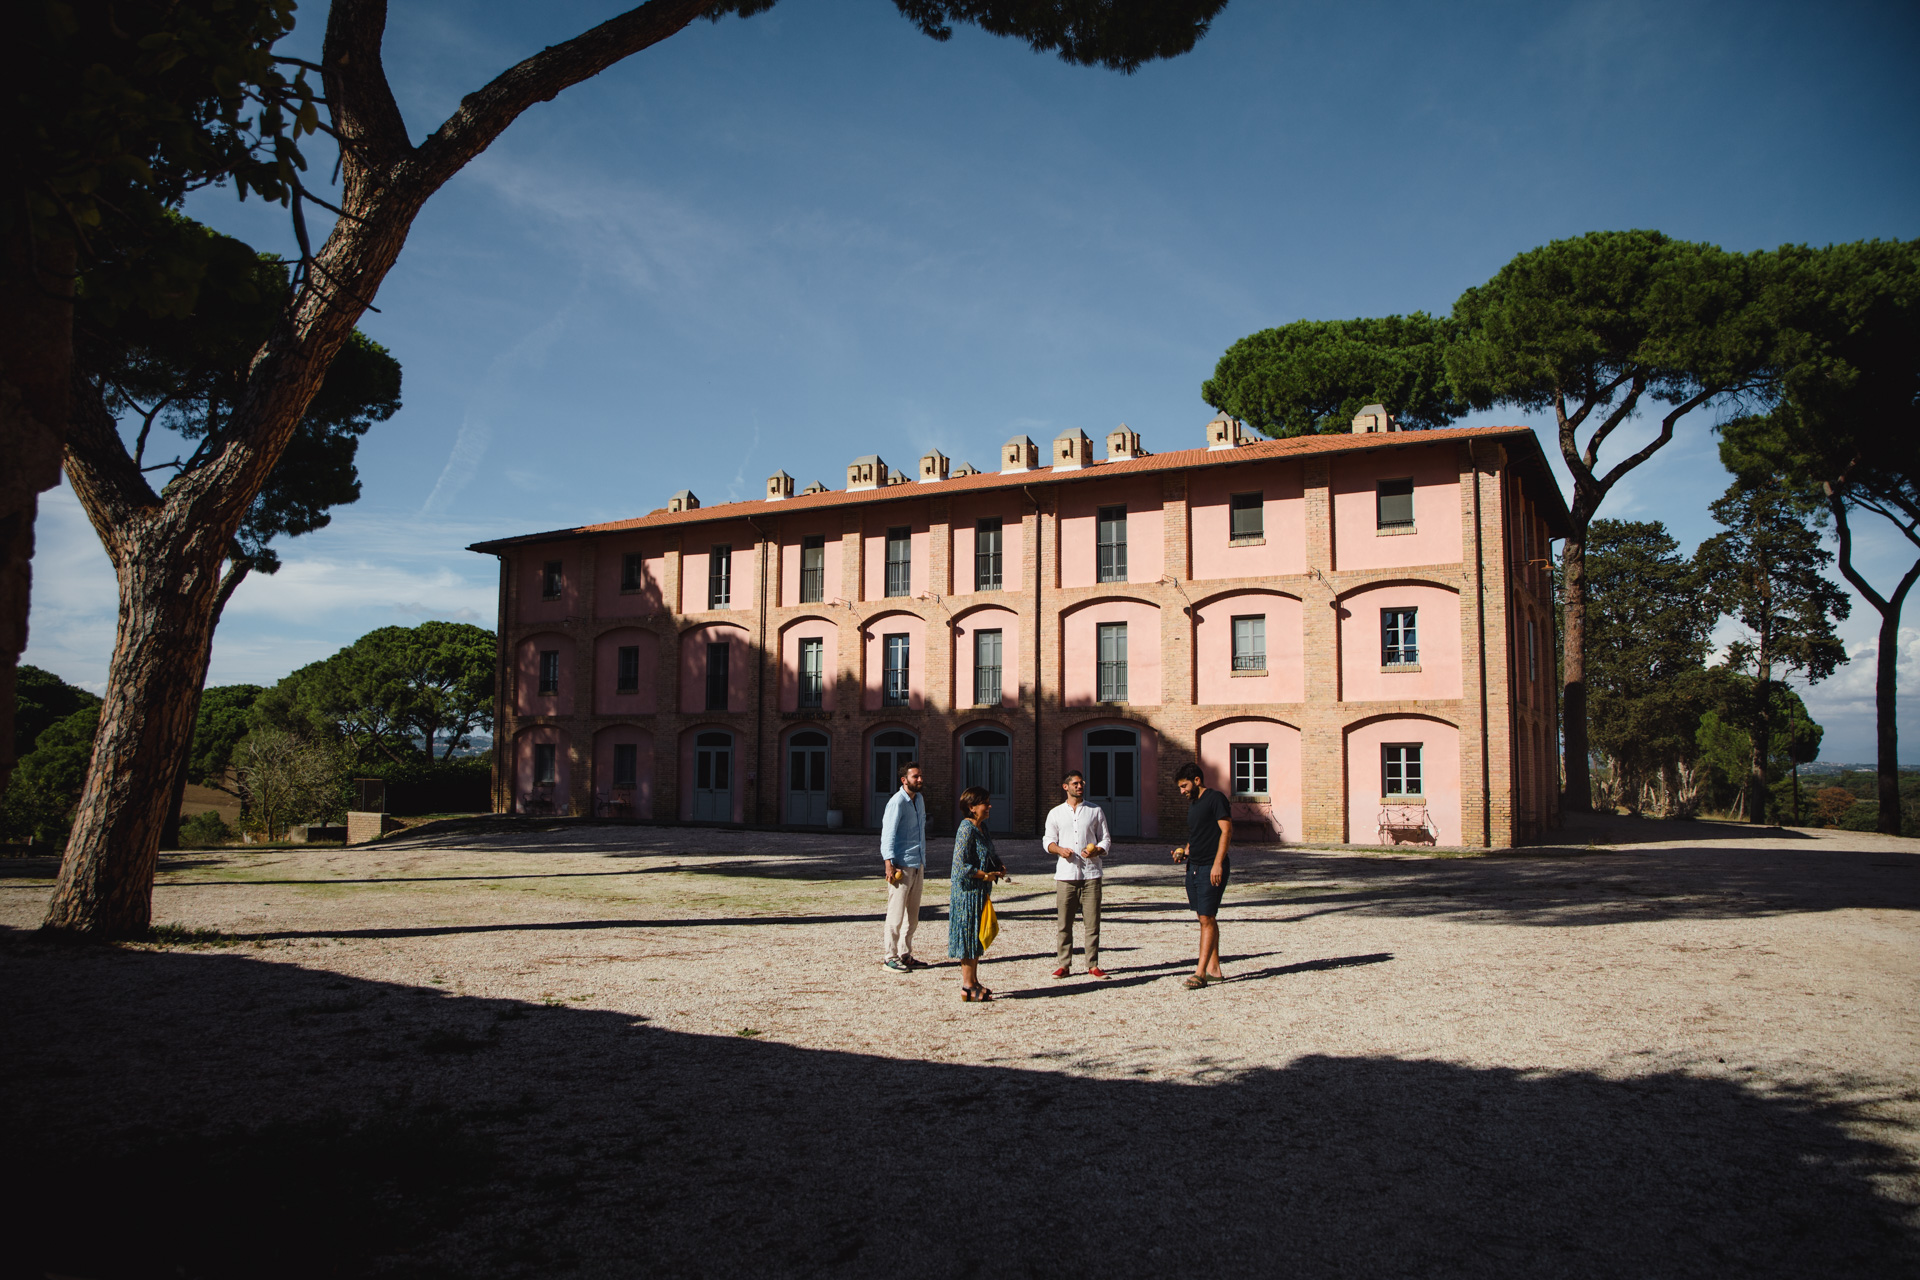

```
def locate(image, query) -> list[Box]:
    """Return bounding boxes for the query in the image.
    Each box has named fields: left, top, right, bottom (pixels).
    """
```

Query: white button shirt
left=1043, top=801, right=1112, bottom=881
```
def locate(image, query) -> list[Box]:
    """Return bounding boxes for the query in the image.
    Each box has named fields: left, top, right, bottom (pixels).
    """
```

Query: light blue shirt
left=880, top=788, right=926, bottom=869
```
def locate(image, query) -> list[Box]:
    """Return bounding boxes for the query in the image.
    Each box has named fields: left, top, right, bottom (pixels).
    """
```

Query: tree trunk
left=1560, top=526, right=1591, bottom=811
left=1872, top=587, right=1909, bottom=835
left=0, top=231, right=76, bottom=794
left=44, top=521, right=225, bottom=935
left=159, top=561, right=251, bottom=848
left=1749, top=637, right=1772, bottom=827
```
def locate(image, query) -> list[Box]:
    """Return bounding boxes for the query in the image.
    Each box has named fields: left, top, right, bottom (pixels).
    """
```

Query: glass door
left=1085, top=727, right=1139, bottom=836
left=962, top=728, right=1013, bottom=832
left=693, top=731, right=732, bottom=821
left=786, top=730, right=830, bottom=825
left=869, top=730, right=918, bottom=826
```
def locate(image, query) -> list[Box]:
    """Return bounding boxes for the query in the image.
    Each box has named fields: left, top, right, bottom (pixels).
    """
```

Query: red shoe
left=1087, top=966, right=1110, bottom=979
left=1052, top=966, right=1070, bottom=979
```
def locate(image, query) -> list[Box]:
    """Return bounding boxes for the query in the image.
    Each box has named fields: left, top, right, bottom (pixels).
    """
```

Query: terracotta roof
left=467, top=424, right=1571, bottom=552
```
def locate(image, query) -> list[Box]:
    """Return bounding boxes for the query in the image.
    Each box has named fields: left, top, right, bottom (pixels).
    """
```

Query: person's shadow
left=1, top=931, right=1913, bottom=1278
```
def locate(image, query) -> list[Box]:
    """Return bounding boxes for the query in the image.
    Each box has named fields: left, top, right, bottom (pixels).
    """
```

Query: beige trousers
left=1055, top=878, right=1102, bottom=968
left=882, top=866, right=924, bottom=962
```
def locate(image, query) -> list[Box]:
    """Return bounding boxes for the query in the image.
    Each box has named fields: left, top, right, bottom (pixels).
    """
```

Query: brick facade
left=472, top=423, right=1569, bottom=847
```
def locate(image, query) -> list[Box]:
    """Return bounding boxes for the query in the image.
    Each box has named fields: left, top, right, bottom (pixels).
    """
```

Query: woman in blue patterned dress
left=950, top=786, right=1005, bottom=1001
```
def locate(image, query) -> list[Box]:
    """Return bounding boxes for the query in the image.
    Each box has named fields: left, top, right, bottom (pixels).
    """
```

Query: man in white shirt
left=1044, top=769, right=1112, bottom=979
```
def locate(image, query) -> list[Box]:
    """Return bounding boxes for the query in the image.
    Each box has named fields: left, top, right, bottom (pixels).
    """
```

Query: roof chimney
left=846, top=455, right=889, bottom=491
left=1206, top=415, right=1246, bottom=450
left=1052, top=428, right=1093, bottom=471
left=918, top=450, right=950, bottom=482
left=765, top=470, right=794, bottom=501
left=799, top=480, right=828, bottom=495
left=1001, top=436, right=1038, bottom=474
left=1106, top=425, right=1146, bottom=461
left=952, top=461, right=980, bottom=478
left=667, top=489, right=699, bottom=513
left=1351, top=404, right=1393, bottom=434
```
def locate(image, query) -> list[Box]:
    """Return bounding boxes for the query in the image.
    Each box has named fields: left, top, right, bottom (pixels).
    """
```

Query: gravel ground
left=2, top=813, right=1916, bottom=1278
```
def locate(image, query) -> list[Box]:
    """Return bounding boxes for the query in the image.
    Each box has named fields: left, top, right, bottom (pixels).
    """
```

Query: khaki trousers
left=1055, top=878, right=1102, bottom=968
left=882, top=866, right=924, bottom=961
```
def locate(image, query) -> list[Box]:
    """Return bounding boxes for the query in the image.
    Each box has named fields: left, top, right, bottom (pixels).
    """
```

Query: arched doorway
left=1085, top=726, right=1139, bottom=836
left=961, top=727, right=1013, bottom=832
left=692, top=730, right=733, bottom=821
left=786, top=729, right=830, bottom=825
left=869, top=729, right=918, bottom=826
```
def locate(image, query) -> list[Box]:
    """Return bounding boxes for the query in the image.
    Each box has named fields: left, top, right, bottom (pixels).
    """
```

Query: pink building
left=472, top=410, right=1569, bottom=847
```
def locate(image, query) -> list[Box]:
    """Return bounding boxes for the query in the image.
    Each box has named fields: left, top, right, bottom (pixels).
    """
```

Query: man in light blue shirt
left=879, top=760, right=928, bottom=972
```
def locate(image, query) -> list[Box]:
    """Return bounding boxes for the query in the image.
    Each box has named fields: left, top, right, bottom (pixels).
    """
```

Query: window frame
left=619, top=552, right=646, bottom=595
left=1229, top=492, right=1264, bottom=543
left=882, top=632, right=910, bottom=706
left=975, top=518, right=1003, bottom=592
left=973, top=628, right=1003, bottom=706
left=615, top=644, right=640, bottom=694
left=537, top=649, right=560, bottom=696
left=799, top=535, right=826, bottom=605
left=1097, top=622, right=1128, bottom=703
left=705, top=641, right=730, bottom=711
left=884, top=526, right=912, bottom=598
left=532, top=742, right=557, bottom=786
left=708, top=544, right=732, bottom=609
left=1376, top=478, right=1415, bottom=530
left=612, top=743, right=638, bottom=788
left=1096, top=505, right=1128, bottom=584
left=1381, top=608, right=1419, bottom=667
left=540, top=559, right=563, bottom=601
left=1382, top=743, right=1424, bottom=798
left=1231, top=614, right=1267, bottom=672
left=1230, top=743, right=1269, bottom=798
left=798, top=636, right=825, bottom=709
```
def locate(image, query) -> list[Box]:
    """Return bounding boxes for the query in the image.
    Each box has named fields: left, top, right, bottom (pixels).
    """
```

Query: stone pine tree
left=73, top=219, right=401, bottom=846
left=1202, top=314, right=1466, bottom=436
left=1693, top=477, right=1850, bottom=825
left=1582, top=519, right=1717, bottom=813
left=1720, top=239, right=1920, bottom=834
left=44, top=0, right=1232, bottom=936
left=1446, top=231, right=1773, bottom=812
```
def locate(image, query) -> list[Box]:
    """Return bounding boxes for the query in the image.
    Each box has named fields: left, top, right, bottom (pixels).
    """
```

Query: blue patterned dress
left=948, top=820, right=994, bottom=959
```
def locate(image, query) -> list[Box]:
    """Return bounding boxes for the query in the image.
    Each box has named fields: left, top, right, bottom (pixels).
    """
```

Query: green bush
left=179, top=810, right=233, bottom=848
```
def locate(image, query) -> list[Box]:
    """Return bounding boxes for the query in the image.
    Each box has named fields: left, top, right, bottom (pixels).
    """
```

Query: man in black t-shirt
left=1171, top=761, right=1231, bottom=988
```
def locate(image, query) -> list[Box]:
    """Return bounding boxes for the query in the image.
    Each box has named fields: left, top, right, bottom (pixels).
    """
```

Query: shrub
left=179, top=811, right=232, bottom=848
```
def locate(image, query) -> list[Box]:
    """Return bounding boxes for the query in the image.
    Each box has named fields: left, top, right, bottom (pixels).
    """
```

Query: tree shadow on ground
left=1, top=933, right=1913, bottom=1279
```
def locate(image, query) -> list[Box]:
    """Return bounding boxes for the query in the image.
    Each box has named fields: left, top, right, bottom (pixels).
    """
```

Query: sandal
left=1183, top=974, right=1211, bottom=989
left=973, top=985, right=993, bottom=1002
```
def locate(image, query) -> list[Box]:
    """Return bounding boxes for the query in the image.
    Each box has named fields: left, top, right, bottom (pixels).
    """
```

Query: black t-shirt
left=1186, top=787, right=1232, bottom=865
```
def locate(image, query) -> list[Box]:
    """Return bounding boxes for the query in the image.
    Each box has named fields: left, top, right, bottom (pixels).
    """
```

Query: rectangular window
left=533, top=742, right=556, bottom=786
left=538, top=650, right=560, bottom=695
left=800, top=535, right=826, bottom=604
left=974, top=629, right=1003, bottom=705
left=1097, top=506, right=1128, bottom=583
left=975, top=518, right=1003, bottom=591
left=885, top=527, right=912, bottom=597
left=615, top=644, right=640, bottom=693
left=798, top=637, right=824, bottom=709
left=1383, top=744, right=1423, bottom=797
left=612, top=743, right=638, bottom=788
left=708, top=545, right=732, bottom=609
left=705, top=642, right=729, bottom=711
left=883, top=633, right=910, bottom=706
left=1230, top=492, right=1264, bottom=541
left=1377, top=479, right=1415, bottom=529
left=1231, top=744, right=1268, bottom=797
left=620, top=552, right=645, bottom=594
left=1382, top=608, right=1419, bottom=666
left=1097, top=622, right=1128, bottom=702
left=541, top=560, right=563, bottom=600
left=1232, top=615, right=1267, bottom=671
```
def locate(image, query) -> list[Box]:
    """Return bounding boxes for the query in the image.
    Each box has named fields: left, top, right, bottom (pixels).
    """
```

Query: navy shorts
left=1186, top=859, right=1230, bottom=917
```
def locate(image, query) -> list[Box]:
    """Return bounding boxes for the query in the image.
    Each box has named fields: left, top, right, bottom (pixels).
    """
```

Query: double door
left=961, top=728, right=1013, bottom=832
left=786, top=730, right=830, bottom=825
left=693, top=731, right=732, bottom=821
left=1085, top=727, right=1139, bottom=836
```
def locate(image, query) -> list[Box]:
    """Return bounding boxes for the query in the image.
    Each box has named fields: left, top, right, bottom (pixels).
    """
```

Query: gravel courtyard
left=3, top=814, right=1916, bottom=1278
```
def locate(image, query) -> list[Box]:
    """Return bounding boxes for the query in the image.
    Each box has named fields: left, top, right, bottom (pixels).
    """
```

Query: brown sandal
left=1183, top=974, right=1211, bottom=989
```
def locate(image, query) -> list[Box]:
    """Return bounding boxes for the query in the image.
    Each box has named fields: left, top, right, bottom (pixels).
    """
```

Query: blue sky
left=24, top=0, right=1920, bottom=761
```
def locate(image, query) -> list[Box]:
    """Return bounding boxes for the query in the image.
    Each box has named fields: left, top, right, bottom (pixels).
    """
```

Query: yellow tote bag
left=978, top=895, right=999, bottom=951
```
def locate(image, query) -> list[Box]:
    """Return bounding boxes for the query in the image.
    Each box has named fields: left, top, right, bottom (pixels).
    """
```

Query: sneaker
left=902, top=956, right=931, bottom=970
left=884, top=959, right=911, bottom=973
left=1052, top=966, right=1070, bottom=979
left=1087, top=966, right=1110, bottom=979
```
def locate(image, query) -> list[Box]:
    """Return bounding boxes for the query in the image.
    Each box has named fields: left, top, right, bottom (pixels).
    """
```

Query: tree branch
left=1592, top=384, right=1717, bottom=495
left=1581, top=374, right=1647, bottom=468
left=64, top=377, right=161, bottom=564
